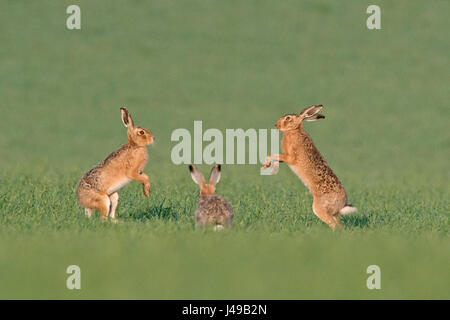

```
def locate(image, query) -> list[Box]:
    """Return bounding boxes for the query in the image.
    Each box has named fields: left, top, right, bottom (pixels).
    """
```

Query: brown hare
left=262, top=104, right=356, bottom=229
left=77, top=107, right=155, bottom=221
left=189, top=164, right=234, bottom=230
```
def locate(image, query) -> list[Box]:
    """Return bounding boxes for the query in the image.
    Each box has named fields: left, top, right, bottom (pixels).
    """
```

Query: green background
left=0, top=0, right=448, bottom=299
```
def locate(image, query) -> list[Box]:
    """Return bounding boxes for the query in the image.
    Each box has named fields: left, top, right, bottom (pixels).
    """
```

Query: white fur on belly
left=107, top=178, right=131, bottom=194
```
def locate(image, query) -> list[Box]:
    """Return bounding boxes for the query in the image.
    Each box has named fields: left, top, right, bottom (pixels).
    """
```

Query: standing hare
left=77, top=107, right=155, bottom=221
left=189, top=164, right=234, bottom=230
left=262, top=104, right=356, bottom=229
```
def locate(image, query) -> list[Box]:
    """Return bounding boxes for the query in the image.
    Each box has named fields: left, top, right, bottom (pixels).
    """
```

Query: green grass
left=0, top=0, right=449, bottom=299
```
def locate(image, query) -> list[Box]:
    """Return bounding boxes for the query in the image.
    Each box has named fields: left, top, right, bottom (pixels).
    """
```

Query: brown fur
left=262, top=105, right=356, bottom=229
left=77, top=107, right=154, bottom=221
left=197, top=195, right=234, bottom=228
left=189, top=165, right=234, bottom=229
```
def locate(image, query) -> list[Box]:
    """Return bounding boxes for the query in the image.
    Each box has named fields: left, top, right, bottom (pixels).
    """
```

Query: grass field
left=0, top=0, right=449, bottom=299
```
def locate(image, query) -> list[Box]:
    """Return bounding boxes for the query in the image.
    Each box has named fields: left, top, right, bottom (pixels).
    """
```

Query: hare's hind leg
left=97, top=195, right=111, bottom=220
left=81, top=190, right=110, bottom=219
left=312, top=201, right=342, bottom=229
left=78, top=187, right=110, bottom=219
left=109, top=192, right=119, bottom=221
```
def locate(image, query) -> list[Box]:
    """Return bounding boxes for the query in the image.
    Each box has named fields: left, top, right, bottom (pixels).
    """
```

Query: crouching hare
left=77, top=107, right=154, bottom=221
left=262, top=104, right=356, bottom=229
left=189, top=165, right=234, bottom=230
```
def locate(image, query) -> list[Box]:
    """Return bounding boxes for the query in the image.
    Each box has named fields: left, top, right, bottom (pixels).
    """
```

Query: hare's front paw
left=143, top=184, right=150, bottom=197
left=262, top=156, right=272, bottom=169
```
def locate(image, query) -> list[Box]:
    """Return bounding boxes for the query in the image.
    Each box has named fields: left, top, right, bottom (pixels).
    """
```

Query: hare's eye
left=139, top=130, right=145, bottom=135
left=285, top=116, right=291, bottom=121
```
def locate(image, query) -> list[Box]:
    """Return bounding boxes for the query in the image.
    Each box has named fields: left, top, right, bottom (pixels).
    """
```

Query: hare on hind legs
left=262, top=104, right=356, bottom=229
left=77, top=107, right=155, bottom=222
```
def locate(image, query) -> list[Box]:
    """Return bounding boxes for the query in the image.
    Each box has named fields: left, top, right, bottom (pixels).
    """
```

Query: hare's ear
left=304, top=114, right=325, bottom=122
left=189, top=165, right=206, bottom=186
left=209, top=164, right=221, bottom=186
left=120, top=107, right=134, bottom=128
left=299, top=105, right=324, bottom=120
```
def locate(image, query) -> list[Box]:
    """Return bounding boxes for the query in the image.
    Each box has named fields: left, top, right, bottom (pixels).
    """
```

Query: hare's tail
left=339, top=204, right=357, bottom=215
